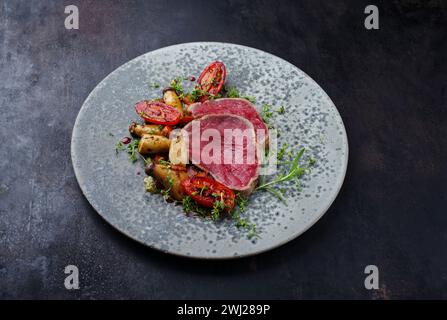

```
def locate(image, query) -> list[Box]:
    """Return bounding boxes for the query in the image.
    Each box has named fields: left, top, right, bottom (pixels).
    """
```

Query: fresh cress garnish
left=276, top=105, right=285, bottom=114
left=261, top=104, right=274, bottom=124
left=225, top=86, right=256, bottom=103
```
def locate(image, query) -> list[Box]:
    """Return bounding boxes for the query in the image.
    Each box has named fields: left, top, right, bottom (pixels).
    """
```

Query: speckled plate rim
left=71, top=41, right=349, bottom=260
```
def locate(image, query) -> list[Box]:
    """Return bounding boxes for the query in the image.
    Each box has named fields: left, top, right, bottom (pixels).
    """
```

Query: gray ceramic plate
left=71, top=42, right=348, bottom=259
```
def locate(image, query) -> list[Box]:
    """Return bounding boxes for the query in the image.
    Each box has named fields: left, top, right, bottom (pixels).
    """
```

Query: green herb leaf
left=232, top=211, right=259, bottom=239
left=127, top=138, right=140, bottom=163
left=161, top=188, right=171, bottom=200
left=211, top=199, right=225, bottom=221
left=226, top=86, right=240, bottom=98
left=277, top=143, right=288, bottom=161
left=115, top=141, right=124, bottom=154
left=243, top=96, right=256, bottom=104
left=190, top=86, right=205, bottom=101
left=167, top=175, right=174, bottom=187
left=170, top=77, right=185, bottom=96
left=208, top=92, right=222, bottom=100
left=181, top=196, right=207, bottom=217
left=261, top=104, right=273, bottom=123
left=235, top=193, right=247, bottom=213
left=224, top=86, right=256, bottom=103
left=182, top=196, right=194, bottom=213
left=158, top=159, right=171, bottom=167
left=256, top=148, right=315, bottom=204
left=232, top=193, right=258, bottom=239
left=276, top=105, right=285, bottom=114
left=264, top=186, right=287, bottom=205
left=247, top=224, right=259, bottom=240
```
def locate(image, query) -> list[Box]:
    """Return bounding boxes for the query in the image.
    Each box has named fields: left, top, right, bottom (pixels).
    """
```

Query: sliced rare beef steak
left=188, top=98, right=269, bottom=146
left=182, top=114, right=259, bottom=193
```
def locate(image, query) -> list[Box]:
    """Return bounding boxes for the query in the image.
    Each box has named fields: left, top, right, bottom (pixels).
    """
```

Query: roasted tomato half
left=197, top=61, right=226, bottom=97
left=182, top=177, right=235, bottom=211
left=135, top=100, right=181, bottom=126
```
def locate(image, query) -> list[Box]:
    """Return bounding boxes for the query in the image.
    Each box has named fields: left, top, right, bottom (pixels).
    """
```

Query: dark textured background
left=1, top=0, right=446, bottom=299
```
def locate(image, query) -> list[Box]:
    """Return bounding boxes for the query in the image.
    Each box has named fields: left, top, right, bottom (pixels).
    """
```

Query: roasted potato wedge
left=138, top=134, right=170, bottom=154
left=152, top=162, right=188, bottom=200
left=129, top=122, right=165, bottom=137
left=163, top=88, right=184, bottom=117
